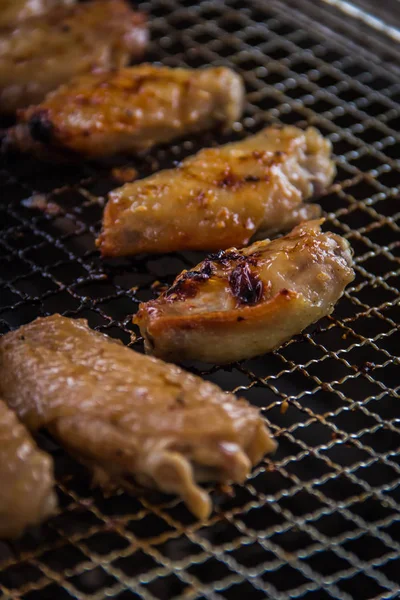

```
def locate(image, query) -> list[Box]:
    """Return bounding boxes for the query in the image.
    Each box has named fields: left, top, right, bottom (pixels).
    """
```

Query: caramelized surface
left=98, top=126, right=335, bottom=256
left=0, top=315, right=276, bottom=519
left=0, top=399, right=57, bottom=538
left=8, top=65, right=243, bottom=158
left=0, top=0, right=148, bottom=113
left=135, top=220, right=354, bottom=363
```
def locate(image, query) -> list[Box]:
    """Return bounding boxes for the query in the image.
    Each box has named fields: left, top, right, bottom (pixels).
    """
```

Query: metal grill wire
left=0, top=0, right=400, bottom=598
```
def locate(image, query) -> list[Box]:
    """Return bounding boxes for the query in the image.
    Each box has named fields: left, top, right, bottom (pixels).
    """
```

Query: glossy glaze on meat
left=135, top=220, right=354, bottom=364
left=0, top=0, right=75, bottom=28
left=0, top=315, right=276, bottom=519
left=7, top=65, right=244, bottom=159
left=0, top=398, right=57, bottom=538
left=98, top=125, right=334, bottom=256
left=0, top=0, right=148, bottom=113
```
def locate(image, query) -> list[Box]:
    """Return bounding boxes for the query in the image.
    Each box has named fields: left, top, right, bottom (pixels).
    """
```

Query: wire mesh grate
left=0, top=0, right=400, bottom=598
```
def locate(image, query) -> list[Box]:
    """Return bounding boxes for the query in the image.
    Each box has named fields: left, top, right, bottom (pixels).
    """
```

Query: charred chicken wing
left=0, top=0, right=148, bottom=113
left=135, top=220, right=354, bottom=364
left=7, top=65, right=244, bottom=159
left=0, top=398, right=57, bottom=538
left=98, top=125, right=335, bottom=256
left=0, top=315, right=276, bottom=519
left=0, top=0, right=75, bottom=28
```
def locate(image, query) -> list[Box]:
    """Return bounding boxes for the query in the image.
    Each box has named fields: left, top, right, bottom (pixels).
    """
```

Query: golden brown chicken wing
left=97, top=126, right=335, bottom=257
left=0, top=315, right=276, bottom=519
left=7, top=65, right=244, bottom=159
left=0, top=0, right=74, bottom=28
left=0, top=398, right=57, bottom=538
left=135, top=220, right=354, bottom=364
left=0, top=0, right=148, bottom=113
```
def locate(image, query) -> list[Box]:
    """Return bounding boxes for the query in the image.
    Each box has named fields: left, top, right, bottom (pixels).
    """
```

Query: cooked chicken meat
left=0, top=0, right=74, bottom=28
left=0, top=0, right=148, bottom=113
left=97, top=125, right=334, bottom=257
left=0, top=315, right=276, bottom=519
left=0, top=398, right=57, bottom=538
left=135, top=220, right=354, bottom=364
left=7, top=65, right=244, bottom=159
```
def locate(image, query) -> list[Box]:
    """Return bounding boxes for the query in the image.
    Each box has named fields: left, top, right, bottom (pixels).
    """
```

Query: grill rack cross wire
left=0, top=1, right=400, bottom=598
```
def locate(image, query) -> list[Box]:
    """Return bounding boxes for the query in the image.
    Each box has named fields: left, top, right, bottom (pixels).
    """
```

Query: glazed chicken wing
left=135, top=220, right=354, bottom=364
left=98, top=125, right=335, bottom=256
left=0, top=0, right=148, bottom=113
left=0, top=398, right=57, bottom=538
left=0, top=0, right=74, bottom=28
left=7, top=65, right=244, bottom=159
left=0, top=315, right=276, bottom=519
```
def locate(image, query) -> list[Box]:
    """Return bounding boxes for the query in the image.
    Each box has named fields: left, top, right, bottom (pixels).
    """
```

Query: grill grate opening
left=1, top=0, right=400, bottom=599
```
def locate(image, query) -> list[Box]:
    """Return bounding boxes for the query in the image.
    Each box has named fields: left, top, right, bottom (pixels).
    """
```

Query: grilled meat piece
left=135, top=220, right=354, bottom=364
left=0, top=315, right=276, bottom=519
left=0, top=0, right=75, bottom=28
left=0, top=0, right=148, bottom=113
left=7, top=65, right=244, bottom=159
left=0, top=398, right=57, bottom=538
left=97, top=125, right=334, bottom=257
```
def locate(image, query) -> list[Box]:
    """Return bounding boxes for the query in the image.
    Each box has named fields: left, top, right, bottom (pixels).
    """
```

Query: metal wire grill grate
left=1, top=1, right=400, bottom=598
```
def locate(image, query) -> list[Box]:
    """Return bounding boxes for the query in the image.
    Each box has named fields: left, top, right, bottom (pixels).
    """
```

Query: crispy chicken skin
left=0, top=315, right=276, bottom=519
left=0, top=0, right=148, bottom=113
left=7, top=65, right=244, bottom=159
left=98, top=125, right=334, bottom=257
left=0, top=0, right=75, bottom=28
left=0, top=398, right=57, bottom=538
left=135, top=220, right=354, bottom=364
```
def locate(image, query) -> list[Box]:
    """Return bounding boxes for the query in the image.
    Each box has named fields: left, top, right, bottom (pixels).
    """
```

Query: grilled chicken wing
left=7, top=65, right=244, bottom=159
left=135, top=220, right=354, bottom=364
left=0, top=398, right=57, bottom=538
left=0, top=315, right=276, bottom=519
left=0, top=0, right=74, bottom=28
left=0, top=0, right=148, bottom=113
left=97, top=125, right=334, bottom=257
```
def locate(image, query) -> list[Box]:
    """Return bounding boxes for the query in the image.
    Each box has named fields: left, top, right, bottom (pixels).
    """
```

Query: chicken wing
left=0, top=315, right=276, bottom=519
left=135, top=220, right=354, bottom=364
left=0, top=398, right=57, bottom=538
left=97, top=125, right=335, bottom=256
left=0, top=0, right=148, bottom=113
left=0, top=0, right=74, bottom=28
left=7, top=65, right=244, bottom=159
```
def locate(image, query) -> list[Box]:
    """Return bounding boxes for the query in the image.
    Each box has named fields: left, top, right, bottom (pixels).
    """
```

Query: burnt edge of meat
left=164, top=263, right=214, bottom=299
left=28, top=111, right=54, bottom=144
left=163, top=250, right=262, bottom=304
left=208, top=249, right=244, bottom=266
left=229, top=262, right=263, bottom=305
left=208, top=248, right=260, bottom=267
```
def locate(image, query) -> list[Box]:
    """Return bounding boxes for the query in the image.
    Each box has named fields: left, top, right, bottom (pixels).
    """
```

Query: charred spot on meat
left=165, top=269, right=213, bottom=299
left=229, top=262, right=263, bottom=305
left=28, top=111, right=54, bottom=144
